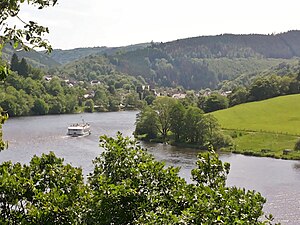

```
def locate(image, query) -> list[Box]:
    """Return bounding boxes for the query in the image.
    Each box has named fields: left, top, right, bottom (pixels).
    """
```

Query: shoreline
left=139, top=137, right=300, bottom=161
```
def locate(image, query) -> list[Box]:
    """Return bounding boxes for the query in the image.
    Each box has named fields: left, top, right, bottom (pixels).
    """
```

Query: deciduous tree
left=152, top=96, right=176, bottom=140
left=135, top=106, right=158, bottom=139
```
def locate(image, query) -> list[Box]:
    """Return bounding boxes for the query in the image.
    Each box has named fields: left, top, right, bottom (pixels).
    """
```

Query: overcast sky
left=19, top=0, right=300, bottom=50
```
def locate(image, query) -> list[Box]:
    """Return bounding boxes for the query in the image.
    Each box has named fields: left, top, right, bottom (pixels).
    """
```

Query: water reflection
left=293, top=162, right=300, bottom=170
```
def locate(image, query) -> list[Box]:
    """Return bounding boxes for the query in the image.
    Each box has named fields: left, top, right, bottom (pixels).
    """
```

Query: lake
left=1, top=111, right=300, bottom=224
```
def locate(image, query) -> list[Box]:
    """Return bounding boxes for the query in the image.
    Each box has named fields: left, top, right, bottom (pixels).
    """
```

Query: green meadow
left=211, top=94, right=300, bottom=159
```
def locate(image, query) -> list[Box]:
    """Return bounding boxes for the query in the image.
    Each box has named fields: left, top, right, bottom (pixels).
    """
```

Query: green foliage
left=0, top=64, right=9, bottom=81
left=192, top=148, right=230, bottom=188
left=88, top=133, right=186, bottom=224
left=84, top=99, right=94, bottom=112
left=0, top=133, right=277, bottom=224
left=108, top=96, right=120, bottom=112
left=0, top=109, right=8, bottom=152
left=152, top=96, right=177, bottom=139
left=249, top=76, right=281, bottom=101
left=0, top=152, right=87, bottom=224
left=86, top=134, right=274, bottom=224
left=124, top=92, right=140, bottom=109
left=135, top=96, right=232, bottom=149
left=183, top=106, right=205, bottom=143
left=32, top=98, right=49, bottom=115
left=49, top=43, right=150, bottom=65
left=204, top=93, right=229, bottom=113
left=10, top=53, right=31, bottom=77
left=135, top=106, right=158, bottom=139
left=169, top=101, right=185, bottom=141
left=81, top=31, right=300, bottom=90
left=10, top=53, right=19, bottom=72
left=144, top=94, right=156, bottom=105
left=18, top=58, right=30, bottom=77
left=0, top=70, right=86, bottom=116
left=47, top=95, right=65, bottom=114
left=228, top=86, right=249, bottom=106
left=294, top=138, right=300, bottom=151
left=0, top=0, right=58, bottom=52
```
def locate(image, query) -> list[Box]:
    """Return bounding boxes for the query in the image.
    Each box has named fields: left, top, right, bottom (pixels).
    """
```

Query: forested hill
left=51, top=30, right=300, bottom=64
left=162, top=30, right=300, bottom=59
left=2, top=45, right=60, bottom=68
left=5, top=30, right=300, bottom=90
left=104, top=31, right=300, bottom=89
left=49, top=43, right=150, bottom=64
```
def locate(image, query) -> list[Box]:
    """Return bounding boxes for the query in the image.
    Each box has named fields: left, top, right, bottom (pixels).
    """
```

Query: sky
left=18, top=0, right=300, bottom=50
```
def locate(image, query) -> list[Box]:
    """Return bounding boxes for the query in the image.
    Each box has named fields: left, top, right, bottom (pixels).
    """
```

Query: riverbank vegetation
left=0, top=133, right=276, bottom=224
left=212, top=94, right=300, bottom=159
left=135, top=96, right=233, bottom=150
left=0, top=54, right=145, bottom=117
left=195, top=71, right=300, bottom=114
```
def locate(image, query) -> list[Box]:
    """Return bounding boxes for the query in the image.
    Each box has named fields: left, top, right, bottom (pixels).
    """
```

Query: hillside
left=111, top=48, right=294, bottom=89
left=211, top=94, right=300, bottom=135
left=163, top=31, right=300, bottom=59
left=4, top=31, right=300, bottom=90
left=49, top=43, right=150, bottom=64
left=2, top=45, right=60, bottom=68
left=106, top=31, right=300, bottom=89
left=54, top=55, right=117, bottom=81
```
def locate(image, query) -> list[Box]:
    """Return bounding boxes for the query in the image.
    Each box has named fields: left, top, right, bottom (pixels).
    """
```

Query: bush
left=210, top=131, right=233, bottom=150
left=294, top=139, right=300, bottom=151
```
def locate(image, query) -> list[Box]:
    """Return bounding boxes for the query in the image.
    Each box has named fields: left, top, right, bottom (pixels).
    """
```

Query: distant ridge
left=162, top=30, right=300, bottom=59
left=49, top=43, right=150, bottom=64
left=49, top=30, right=300, bottom=64
left=2, top=45, right=60, bottom=68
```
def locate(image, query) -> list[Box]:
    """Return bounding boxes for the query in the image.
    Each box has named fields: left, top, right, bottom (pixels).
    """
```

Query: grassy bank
left=211, top=94, right=300, bottom=160
left=212, top=94, right=300, bottom=135
left=224, top=130, right=300, bottom=160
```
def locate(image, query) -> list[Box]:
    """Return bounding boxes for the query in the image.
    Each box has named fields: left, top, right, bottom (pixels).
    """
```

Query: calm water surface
left=1, top=111, right=300, bottom=224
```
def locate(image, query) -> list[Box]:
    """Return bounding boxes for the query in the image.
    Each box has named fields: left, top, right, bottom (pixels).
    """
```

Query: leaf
left=13, top=41, right=19, bottom=49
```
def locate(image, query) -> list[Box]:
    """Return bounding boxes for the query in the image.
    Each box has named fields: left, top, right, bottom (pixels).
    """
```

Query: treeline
left=0, top=134, right=274, bottom=224
left=228, top=73, right=300, bottom=107
left=194, top=72, right=300, bottom=113
left=0, top=54, right=143, bottom=117
left=135, top=96, right=232, bottom=150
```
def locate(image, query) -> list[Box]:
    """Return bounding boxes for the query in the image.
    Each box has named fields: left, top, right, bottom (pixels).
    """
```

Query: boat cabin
left=67, top=122, right=91, bottom=137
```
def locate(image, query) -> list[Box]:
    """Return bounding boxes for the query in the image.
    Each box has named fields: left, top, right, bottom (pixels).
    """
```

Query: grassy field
left=212, top=94, right=300, bottom=135
left=211, top=94, right=300, bottom=159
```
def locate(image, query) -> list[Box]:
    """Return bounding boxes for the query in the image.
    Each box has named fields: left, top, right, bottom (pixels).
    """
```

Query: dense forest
left=108, top=31, right=300, bottom=89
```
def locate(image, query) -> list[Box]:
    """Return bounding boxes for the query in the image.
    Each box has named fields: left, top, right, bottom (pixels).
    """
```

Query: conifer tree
left=10, top=53, right=19, bottom=73
left=18, top=58, right=30, bottom=77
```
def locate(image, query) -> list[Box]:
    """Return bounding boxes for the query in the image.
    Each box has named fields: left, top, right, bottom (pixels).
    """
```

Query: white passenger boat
left=67, top=120, right=91, bottom=137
